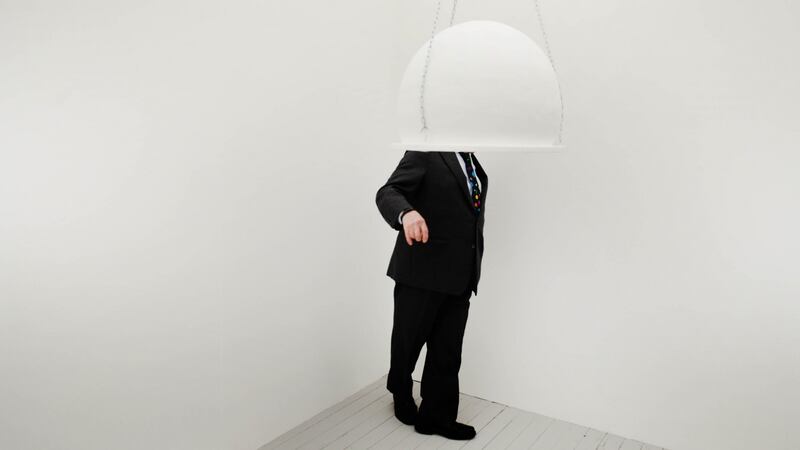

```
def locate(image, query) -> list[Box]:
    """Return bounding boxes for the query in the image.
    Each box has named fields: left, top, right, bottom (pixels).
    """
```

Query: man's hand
left=402, top=210, right=428, bottom=246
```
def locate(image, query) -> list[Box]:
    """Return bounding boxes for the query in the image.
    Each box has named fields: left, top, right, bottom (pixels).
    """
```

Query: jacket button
left=471, top=244, right=476, bottom=249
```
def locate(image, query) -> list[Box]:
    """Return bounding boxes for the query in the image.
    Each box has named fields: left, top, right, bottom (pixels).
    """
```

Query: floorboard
left=258, top=375, right=669, bottom=450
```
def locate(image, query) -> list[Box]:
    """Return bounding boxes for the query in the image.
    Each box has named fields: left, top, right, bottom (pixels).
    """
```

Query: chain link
left=419, top=0, right=443, bottom=133
left=534, top=0, right=565, bottom=145
left=449, top=0, right=460, bottom=26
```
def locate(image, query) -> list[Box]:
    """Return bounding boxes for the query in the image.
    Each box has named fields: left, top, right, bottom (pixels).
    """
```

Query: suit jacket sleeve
left=375, top=151, right=428, bottom=231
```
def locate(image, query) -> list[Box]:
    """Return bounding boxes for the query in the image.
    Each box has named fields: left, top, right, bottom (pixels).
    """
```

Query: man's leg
left=387, top=281, right=445, bottom=398
left=418, top=286, right=472, bottom=424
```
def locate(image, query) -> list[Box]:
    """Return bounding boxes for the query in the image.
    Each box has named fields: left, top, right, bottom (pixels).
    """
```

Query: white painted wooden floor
left=259, top=374, right=668, bottom=450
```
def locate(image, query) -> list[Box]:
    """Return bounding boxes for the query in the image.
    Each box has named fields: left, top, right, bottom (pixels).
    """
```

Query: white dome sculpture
left=393, top=20, right=564, bottom=152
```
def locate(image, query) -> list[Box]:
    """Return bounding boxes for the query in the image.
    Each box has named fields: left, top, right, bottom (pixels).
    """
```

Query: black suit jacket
left=375, top=151, right=488, bottom=296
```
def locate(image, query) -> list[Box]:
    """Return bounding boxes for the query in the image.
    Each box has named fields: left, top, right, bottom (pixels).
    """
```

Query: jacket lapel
left=440, top=152, right=473, bottom=210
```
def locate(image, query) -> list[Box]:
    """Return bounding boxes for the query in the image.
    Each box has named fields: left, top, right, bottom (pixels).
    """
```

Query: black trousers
left=386, top=279, right=472, bottom=424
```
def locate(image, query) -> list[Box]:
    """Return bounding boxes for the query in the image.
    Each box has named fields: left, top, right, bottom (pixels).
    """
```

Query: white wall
left=3, top=1, right=799, bottom=450
left=0, top=1, right=403, bottom=449
left=398, top=1, right=800, bottom=450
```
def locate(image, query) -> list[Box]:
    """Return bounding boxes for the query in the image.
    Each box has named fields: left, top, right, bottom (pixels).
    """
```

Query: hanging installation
left=392, top=0, right=565, bottom=152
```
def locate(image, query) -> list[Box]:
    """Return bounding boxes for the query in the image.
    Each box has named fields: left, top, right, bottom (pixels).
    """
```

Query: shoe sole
left=395, top=413, right=416, bottom=426
left=414, top=423, right=435, bottom=435
left=414, top=423, right=475, bottom=440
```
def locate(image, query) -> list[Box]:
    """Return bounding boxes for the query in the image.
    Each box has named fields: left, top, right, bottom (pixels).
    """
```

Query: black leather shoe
left=414, top=418, right=476, bottom=440
left=393, top=394, right=417, bottom=425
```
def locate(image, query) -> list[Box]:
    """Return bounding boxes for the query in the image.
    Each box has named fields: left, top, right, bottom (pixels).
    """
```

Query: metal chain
left=420, top=0, right=461, bottom=133
left=449, top=0, right=460, bottom=26
left=419, top=0, right=443, bottom=133
left=534, top=0, right=565, bottom=145
left=419, top=0, right=564, bottom=145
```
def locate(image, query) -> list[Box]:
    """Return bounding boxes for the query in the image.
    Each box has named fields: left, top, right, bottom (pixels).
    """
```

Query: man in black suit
left=375, top=150, right=488, bottom=440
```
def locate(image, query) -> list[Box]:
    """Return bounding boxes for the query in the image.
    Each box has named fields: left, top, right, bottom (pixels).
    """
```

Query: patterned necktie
left=459, top=151, right=481, bottom=214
